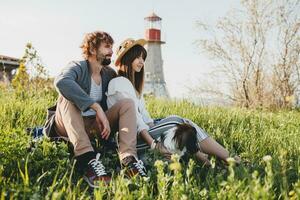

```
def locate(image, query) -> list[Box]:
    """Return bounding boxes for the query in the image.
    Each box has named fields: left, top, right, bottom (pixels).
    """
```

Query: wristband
left=150, top=139, right=158, bottom=150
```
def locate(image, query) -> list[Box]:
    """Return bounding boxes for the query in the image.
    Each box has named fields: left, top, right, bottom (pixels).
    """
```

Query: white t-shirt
left=82, top=78, right=102, bottom=116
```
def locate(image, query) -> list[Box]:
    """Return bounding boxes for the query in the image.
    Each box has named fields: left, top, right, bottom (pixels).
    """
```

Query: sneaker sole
left=83, top=176, right=110, bottom=188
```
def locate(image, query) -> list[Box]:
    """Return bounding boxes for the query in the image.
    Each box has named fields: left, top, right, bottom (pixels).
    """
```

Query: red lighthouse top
left=144, top=12, right=165, bottom=43
left=144, top=12, right=162, bottom=21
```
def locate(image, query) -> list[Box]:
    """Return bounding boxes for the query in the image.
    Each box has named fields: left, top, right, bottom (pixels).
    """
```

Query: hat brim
left=115, top=39, right=147, bottom=66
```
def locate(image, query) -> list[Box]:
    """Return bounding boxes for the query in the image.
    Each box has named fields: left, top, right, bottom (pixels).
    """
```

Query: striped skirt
left=136, top=115, right=209, bottom=151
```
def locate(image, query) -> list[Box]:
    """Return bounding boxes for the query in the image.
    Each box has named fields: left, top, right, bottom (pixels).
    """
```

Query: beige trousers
left=54, top=95, right=137, bottom=160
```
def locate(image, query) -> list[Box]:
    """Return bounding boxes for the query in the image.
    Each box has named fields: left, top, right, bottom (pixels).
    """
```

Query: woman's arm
left=140, top=96, right=154, bottom=125
left=140, top=129, right=171, bottom=159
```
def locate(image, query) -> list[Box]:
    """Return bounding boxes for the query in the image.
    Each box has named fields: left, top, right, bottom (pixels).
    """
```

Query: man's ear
left=89, top=47, right=96, bottom=56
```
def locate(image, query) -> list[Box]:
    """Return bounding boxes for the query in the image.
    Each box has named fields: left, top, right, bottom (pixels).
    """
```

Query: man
left=44, top=31, right=147, bottom=188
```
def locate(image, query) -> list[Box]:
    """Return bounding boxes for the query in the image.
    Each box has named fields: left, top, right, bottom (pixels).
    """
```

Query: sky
left=0, top=0, right=241, bottom=98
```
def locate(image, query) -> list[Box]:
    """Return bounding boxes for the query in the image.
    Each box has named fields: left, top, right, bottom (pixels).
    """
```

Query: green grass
left=0, top=88, right=299, bottom=199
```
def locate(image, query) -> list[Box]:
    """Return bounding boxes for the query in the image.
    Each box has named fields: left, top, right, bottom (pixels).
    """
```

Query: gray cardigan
left=44, top=60, right=116, bottom=137
left=55, top=60, right=116, bottom=111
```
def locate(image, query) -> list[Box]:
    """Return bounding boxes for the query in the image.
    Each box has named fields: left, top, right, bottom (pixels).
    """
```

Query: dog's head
left=173, top=123, right=199, bottom=154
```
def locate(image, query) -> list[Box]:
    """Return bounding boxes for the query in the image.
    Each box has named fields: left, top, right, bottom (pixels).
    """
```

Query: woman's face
left=131, top=54, right=145, bottom=73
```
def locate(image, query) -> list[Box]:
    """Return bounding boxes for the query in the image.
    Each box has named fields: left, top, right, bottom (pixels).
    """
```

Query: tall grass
left=0, top=88, right=299, bottom=199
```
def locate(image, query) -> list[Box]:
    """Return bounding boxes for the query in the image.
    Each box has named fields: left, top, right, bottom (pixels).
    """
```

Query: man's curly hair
left=80, top=31, right=114, bottom=59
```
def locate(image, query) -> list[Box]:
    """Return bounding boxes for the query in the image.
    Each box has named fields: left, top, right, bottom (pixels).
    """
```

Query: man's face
left=95, top=42, right=113, bottom=66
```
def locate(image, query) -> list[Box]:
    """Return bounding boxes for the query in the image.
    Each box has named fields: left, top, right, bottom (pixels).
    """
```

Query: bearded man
left=44, top=31, right=147, bottom=188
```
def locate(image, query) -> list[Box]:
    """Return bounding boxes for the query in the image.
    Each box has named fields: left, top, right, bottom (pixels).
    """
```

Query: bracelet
left=150, top=139, right=158, bottom=150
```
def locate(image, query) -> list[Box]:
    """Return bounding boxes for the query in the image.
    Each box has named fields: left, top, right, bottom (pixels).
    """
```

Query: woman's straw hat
left=115, top=38, right=147, bottom=66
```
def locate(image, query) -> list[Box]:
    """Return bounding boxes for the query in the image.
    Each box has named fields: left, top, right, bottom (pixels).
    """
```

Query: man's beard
left=96, top=53, right=111, bottom=66
left=101, top=58, right=111, bottom=66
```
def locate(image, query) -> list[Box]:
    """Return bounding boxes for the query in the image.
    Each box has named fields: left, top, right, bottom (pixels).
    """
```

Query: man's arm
left=54, top=62, right=95, bottom=111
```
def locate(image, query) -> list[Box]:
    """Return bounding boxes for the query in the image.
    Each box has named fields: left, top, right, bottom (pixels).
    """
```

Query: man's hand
left=91, top=103, right=111, bottom=140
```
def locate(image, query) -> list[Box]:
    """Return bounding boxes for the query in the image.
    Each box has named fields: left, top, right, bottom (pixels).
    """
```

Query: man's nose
left=109, top=48, right=113, bottom=55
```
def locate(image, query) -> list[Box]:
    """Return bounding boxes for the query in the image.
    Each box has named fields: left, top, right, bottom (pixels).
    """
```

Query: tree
left=22, top=43, right=48, bottom=79
left=12, top=62, right=30, bottom=96
left=271, top=1, right=300, bottom=107
left=12, top=43, right=52, bottom=97
left=195, top=0, right=300, bottom=108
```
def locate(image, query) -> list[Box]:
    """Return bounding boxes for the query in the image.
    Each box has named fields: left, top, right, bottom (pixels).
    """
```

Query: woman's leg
left=199, top=138, right=241, bottom=164
left=198, top=137, right=230, bottom=161
left=195, top=151, right=211, bottom=166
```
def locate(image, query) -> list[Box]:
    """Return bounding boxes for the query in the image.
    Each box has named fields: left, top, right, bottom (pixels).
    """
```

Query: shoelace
left=89, top=153, right=107, bottom=177
left=133, top=159, right=147, bottom=176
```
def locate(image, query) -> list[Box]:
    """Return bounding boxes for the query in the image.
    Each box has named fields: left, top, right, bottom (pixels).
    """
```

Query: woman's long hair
left=118, top=45, right=147, bottom=96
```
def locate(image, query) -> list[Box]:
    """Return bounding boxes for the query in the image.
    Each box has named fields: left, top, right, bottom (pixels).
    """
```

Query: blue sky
left=0, top=0, right=241, bottom=98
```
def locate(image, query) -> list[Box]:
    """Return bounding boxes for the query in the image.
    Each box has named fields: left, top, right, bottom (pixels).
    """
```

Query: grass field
left=0, top=87, right=299, bottom=199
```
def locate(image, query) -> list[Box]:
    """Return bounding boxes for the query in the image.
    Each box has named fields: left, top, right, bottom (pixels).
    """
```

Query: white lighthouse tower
left=143, top=12, right=169, bottom=98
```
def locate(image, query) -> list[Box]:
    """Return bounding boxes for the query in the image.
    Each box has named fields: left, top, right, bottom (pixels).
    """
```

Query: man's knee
left=57, top=97, right=81, bottom=117
left=119, top=98, right=135, bottom=110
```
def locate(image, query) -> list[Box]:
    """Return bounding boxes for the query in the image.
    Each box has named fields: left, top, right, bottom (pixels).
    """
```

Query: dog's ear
left=173, top=124, right=185, bottom=150
left=174, top=123, right=199, bottom=153
left=185, top=128, right=199, bottom=154
left=160, top=132, right=167, bottom=143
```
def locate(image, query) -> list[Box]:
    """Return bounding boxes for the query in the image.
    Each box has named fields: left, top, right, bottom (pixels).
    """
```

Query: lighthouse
left=143, top=12, right=169, bottom=98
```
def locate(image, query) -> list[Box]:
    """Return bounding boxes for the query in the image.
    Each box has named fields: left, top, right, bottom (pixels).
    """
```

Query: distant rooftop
left=0, top=55, right=20, bottom=82
left=0, top=55, right=20, bottom=67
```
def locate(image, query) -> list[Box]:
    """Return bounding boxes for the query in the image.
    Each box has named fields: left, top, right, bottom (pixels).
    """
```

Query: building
left=143, top=12, right=169, bottom=98
left=0, top=55, right=20, bottom=83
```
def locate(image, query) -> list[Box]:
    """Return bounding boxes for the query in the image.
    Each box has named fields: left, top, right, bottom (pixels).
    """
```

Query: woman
left=106, top=38, right=240, bottom=165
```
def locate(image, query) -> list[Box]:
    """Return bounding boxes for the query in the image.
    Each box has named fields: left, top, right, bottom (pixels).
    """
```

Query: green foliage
left=11, top=62, right=30, bottom=96
left=0, top=87, right=299, bottom=199
left=22, top=42, right=48, bottom=79
left=11, top=43, right=52, bottom=99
